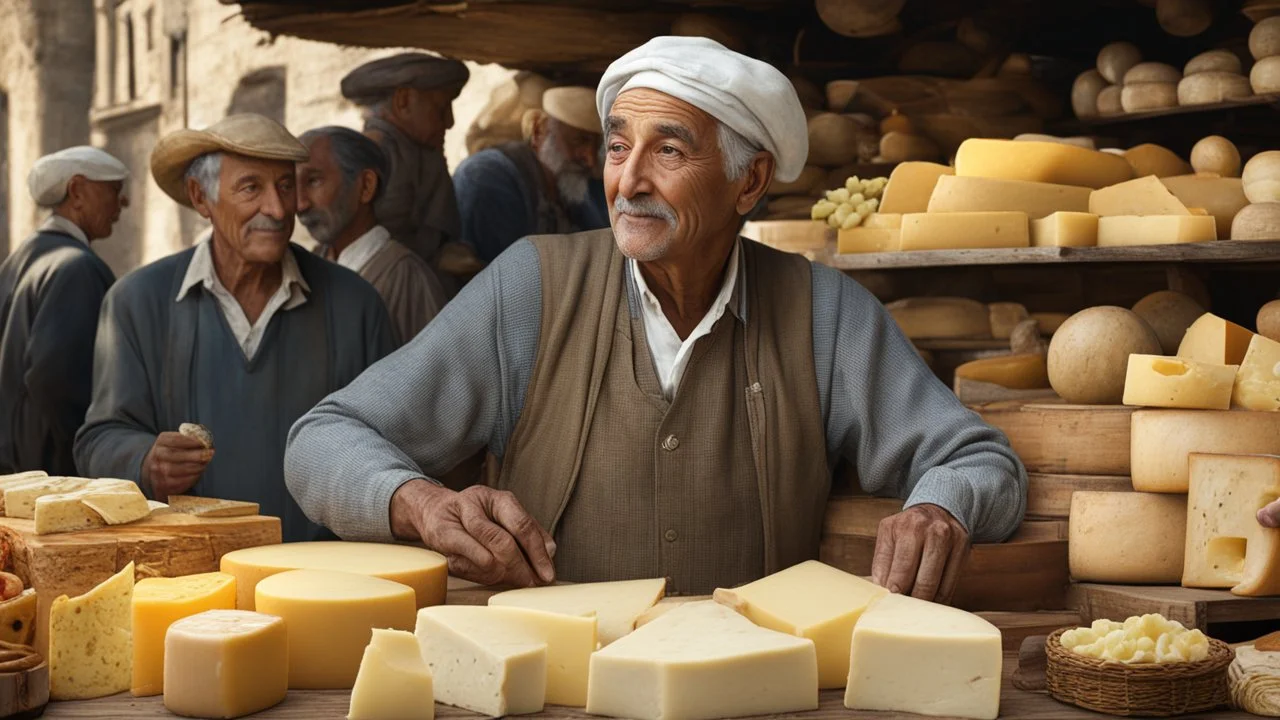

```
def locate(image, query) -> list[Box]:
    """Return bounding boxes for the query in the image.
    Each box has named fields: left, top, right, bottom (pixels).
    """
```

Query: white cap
left=27, top=146, right=129, bottom=207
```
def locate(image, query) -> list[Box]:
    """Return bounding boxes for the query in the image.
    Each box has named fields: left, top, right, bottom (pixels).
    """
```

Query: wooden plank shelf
left=1057, top=92, right=1280, bottom=130
left=824, top=240, right=1280, bottom=270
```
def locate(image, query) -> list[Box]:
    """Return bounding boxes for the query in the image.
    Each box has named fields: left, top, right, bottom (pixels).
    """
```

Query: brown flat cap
left=150, top=114, right=310, bottom=208
left=341, top=53, right=470, bottom=105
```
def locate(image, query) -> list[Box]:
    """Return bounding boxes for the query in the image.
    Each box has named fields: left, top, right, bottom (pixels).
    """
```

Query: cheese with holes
left=1123, top=354, right=1237, bottom=409
left=49, top=562, right=134, bottom=700
left=1160, top=175, right=1249, bottom=238
left=845, top=593, right=1001, bottom=720
left=1069, top=492, right=1187, bottom=583
left=955, top=138, right=1134, bottom=189
left=955, top=354, right=1050, bottom=389
left=1178, top=313, right=1255, bottom=365
left=1089, top=176, right=1190, bottom=216
left=588, top=600, right=818, bottom=720
left=925, top=176, right=1091, bottom=220
left=837, top=227, right=900, bottom=254
left=901, top=212, right=1030, bottom=251
left=220, top=541, right=446, bottom=610
left=163, top=610, right=288, bottom=719
left=1234, top=334, right=1280, bottom=411
left=1031, top=211, right=1098, bottom=247
left=1096, top=215, right=1216, bottom=246
left=255, top=569, right=415, bottom=689
left=131, top=572, right=236, bottom=697
left=712, top=560, right=886, bottom=689
left=886, top=297, right=991, bottom=339
left=878, top=162, right=954, bottom=214
left=1131, top=409, right=1280, bottom=492
left=349, top=628, right=434, bottom=720
left=863, top=213, right=902, bottom=229
left=414, top=607, right=547, bottom=716
left=0, top=589, right=36, bottom=645
left=488, top=578, right=664, bottom=646
left=1184, top=454, right=1280, bottom=596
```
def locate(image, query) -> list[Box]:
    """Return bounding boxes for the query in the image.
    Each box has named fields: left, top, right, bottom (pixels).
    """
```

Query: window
left=169, top=33, right=184, bottom=99
left=144, top=7, right=154, bottom=51
left=124, top=12, right=136, bottom=101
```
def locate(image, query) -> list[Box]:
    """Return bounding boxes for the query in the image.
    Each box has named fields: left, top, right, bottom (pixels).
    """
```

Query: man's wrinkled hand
left=871, top=503, right=970, bottom=603
left=142, top=431, right=214, bottom=501
left=1259, top=499, right=1280, bottom=528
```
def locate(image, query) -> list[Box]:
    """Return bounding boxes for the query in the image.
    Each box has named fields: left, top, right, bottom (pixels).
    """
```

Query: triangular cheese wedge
left=349, top=628, right=434, bottom=720
left=488, top=578, right=664, bottom=645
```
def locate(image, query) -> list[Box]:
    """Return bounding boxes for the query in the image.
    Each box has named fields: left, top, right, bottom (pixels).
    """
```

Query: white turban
left=27, top=146, right=129, bottom=207
left=596, top=36, right=809, bottom=182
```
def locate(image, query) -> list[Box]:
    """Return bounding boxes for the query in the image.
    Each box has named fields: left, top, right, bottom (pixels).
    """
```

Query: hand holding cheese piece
left=349, top=628, right=434, bottom=720
left=163, top=609, right=288, bottom=720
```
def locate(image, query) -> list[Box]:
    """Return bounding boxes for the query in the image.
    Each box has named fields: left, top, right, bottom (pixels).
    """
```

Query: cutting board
left=975, top=401, right=1134, bottom=476
left=0, top=513, right=281, bottom=657
left=1070, top=583, right=1280, bottom=632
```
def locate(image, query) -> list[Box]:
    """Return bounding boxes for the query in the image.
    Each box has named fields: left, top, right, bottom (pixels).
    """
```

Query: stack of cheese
left=0, top=471, right=153, bottom=535
left=1073, top=41, right=1255, bottom=119
left=1236, top=150, right=1280, bottom=239
left=1252, top=18, right=1280, bottom=94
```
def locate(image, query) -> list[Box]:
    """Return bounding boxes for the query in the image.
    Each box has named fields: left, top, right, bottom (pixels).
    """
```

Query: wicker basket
left=1045, top=627, right=1234, bottom=717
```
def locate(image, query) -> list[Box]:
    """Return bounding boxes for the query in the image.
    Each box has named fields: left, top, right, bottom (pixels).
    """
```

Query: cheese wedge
left=954, top=138, right=1135, bottom=189
left=5, top=477, right=89, bottom=518
left=1069, top=491, right=1188, bottom=583
left=1160, top=175, right=1249, bottom=238
left=1131, top=409, right=1280, bottom=492
left=488, top=578, right=664, bottom=646
left=587, top=600, right=818, bottom=720
left=712, top=560, right=887, bottom=689
left=837, top=227, right=901, bottom=254
left=901, top=212, right=1030, bottom=251
left=49, top=562, right=134, bottom=700
left=0, top=471, right=46, bottom=488
left=927, top=175, right=1092, bottom=219
left=163, top=610, right=288, bottom=719
left=1234, top=334, right=1280, bottom=411
left=35, top=488, right=149, bottom=535
left=1031, top=212, right=1098, bottom=247
left=955, top=354, right=1050, bottom=389
left=131, top=572, right=236, bottom=697
left=415, top=607, right=547, bottom=716
left=0, top=589, right=37, bottom=645
left=1179, top=313, right=1255, bottom=365
left=878, top=162, right=954, bottom=214
left=349, top=628, right=434, bottom=720
left=1184, top=453, right=1280, bottom=596
left=1096, top=215, right=1217, bottom=246
left=1122, top=354, right=1237, bottom=410
left=1089, top=175, right=1191, bottom=216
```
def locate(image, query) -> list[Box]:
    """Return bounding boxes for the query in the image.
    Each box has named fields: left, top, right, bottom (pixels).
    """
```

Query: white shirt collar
left=38, top=214, right=90, bottom=246
left=332, top=225, right=390, bottom=274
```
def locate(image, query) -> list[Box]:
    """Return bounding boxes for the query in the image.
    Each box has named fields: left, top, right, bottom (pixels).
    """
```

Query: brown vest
left=497, top=230, right=829, bottom=594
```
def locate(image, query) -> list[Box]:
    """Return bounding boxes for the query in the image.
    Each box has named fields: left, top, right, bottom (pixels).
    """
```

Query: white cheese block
left=926, top=175, right=1091, bottom=220
left=1233, top=334, right=1280, bottom=411
left=1069, top=491, right=1188, bottom=583
left=1131, top=409, right=1280, bottom=492
left=488, top=578, right=664, bottom=646
left=348, top=628, right=434, bottom=720
left=415, top=607, right=546, bottom=716
left=587, top=600, right=818, bottom=720
left=1184, top=453, right=1280, bottom=596
left=1096, top=215, right=1216, bottom=246
left=0, top=471, right=46, bottom=488
left=1122, top=354, right=1237, bottom=410
left=34, top=489, right=148, bottom=535
left=1089, top=176, right=1190, bottom=217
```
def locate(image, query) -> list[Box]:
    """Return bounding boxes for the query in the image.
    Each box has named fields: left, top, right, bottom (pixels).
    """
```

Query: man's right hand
left=142, top=432, right=214, bottom=501
left=391, top=480, right=556, bottom=588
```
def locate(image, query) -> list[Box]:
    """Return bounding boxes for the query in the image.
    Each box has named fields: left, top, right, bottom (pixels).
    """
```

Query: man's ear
left=392, top=87, right=414, bottom=117
left=186, top=176, right=213, bottom=219
left=358, top=168, right=379, bottom=205
left=735, top=152, right=775, bottom=217
left=63, top=175, right=88, bottom=208
left=529, top=112, right=550, bottom=150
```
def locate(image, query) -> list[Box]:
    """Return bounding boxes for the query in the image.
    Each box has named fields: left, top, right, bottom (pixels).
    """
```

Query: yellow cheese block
left=1178, top=312, right=1255, bottom=365
left=1234, top=334, right=1280, bottom=411
left=878, top=162, right=954, bottom=214
left=1096, top=215, right=1217, bottom=246
left=488, top=578, right=665, bottom=646
left=900, top=212, right=1030, bottom=251
left=955, top=138, right=1135, bottom=189
left=926, top=175, right=1092, bottom=220
left=844, top=593, right=1002, bottom=720
left=1160, top=175, right=1249, bottom=238
left=255, top=569, right=416, bottom=689
left=349, top=628, right=434, bottom=720
left=1030, top=211, right=1098, bottom=247
left=131, top=572, right=236, bottom=697
left=163, top=610, right=288, bottom=719
left=414, top=607, right=547, bottom=716
left=1089, top=176, right=1190, bottom=217
left=220, top=541, right=447, bottom=610
left=49, top=561, right=134, bottom=700
left=1131, top=409, right=1280, bottom=492
left=588, top=600, right=818, bottom=720
left=712, top=560, right=886, bottom=689
left=954, top=354, right=1050, bottom=389
left=1184, top=454, right=1280, bottom=596
left=886, top=297, right=992, bottom=340
left=863, top=213, right=902, bottom=229
left=1122, top=354, right=1237, bottom=410
left=0, top=589, right=37, bottom=645
left=1069, top=491, right=1187, bottom=584
left=837, top=227, right=900, bottom=254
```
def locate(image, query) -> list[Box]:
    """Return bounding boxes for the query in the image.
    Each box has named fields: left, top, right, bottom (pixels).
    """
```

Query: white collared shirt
left=175, top=237, right=310, bottom=361
left=631, top=240, right=741, bottom=399
left=332, top=225, right=391, bottom=274
left=38, top=214, right=89, bottom=246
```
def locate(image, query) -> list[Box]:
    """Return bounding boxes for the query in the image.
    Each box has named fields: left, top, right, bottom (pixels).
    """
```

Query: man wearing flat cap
left=453, top=86, right=610, bottom=264
left=0, top=147, right=128, bottom=475
left=75, top=113, right=396, bottom=542
left=286, top=38, right=1027, bottom=600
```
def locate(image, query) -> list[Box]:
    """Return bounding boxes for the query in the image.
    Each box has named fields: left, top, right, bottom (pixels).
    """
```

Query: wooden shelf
left=823, top=240, right=1280, bottom=270
left=1068, top=93, right=1280, bottom=129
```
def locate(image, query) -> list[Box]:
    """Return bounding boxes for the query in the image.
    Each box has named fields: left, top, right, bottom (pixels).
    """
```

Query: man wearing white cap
left=286, top=38, right=1027, bottom=600
left=0, top=147, right=128, bottom=475
left=452, top=86, right=609, bottom=264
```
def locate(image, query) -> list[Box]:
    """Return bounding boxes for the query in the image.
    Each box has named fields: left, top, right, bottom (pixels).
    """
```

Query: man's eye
left=660, top=146, right=680, bottom=156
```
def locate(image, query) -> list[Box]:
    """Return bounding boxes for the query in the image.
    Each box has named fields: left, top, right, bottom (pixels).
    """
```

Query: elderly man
left=453, top=86, right=610, bottom=264
left=286, top=38, right=1027, bottom=599
left=75, top=114, right=396, bottom=542
left=0, top=147, right=127, bottom=475
left=298, top=126, right=447, bottom=344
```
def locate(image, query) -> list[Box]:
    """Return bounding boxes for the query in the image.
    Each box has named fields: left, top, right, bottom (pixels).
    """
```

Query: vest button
left=661, top=434, right=680, bottom=451
left=664, top=529, right=678, bottom=542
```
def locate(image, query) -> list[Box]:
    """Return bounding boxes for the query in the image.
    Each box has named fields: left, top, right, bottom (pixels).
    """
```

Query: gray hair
left=716, top=122, right=763, bottom=182
left=185, top=152, right=223, bottom=204
left=299, top=126, right=389, bottom=203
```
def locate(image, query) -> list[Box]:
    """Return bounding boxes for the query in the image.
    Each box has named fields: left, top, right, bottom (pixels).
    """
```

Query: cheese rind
left=163, top=609, right=288, bottom=719
left=901, top=211, right=1030, bottom=251
left=1089, top=175, right=1190, bottom=217
left=49, top=562, right=134, bottom=700
left=1096, top=215, right=1217, bottom=246
left=415, top=607, right=547, bottom=716
left=1131, top=409, right=1280, bottom=492
left=131, top=572, right=236, bottom=697
left=1234, top=334, right=1280, bottom=411
left=1031, top=212, right=1098, bottom=247
left=349, top=628, right=434, bottom=720
left=1069, top=491, right=1188, bottom=583
left=1122, top=354, right=1237, bottom=410
left=878, top=162, right=954, bottom=214
left=955, top=138, right=1135, bottom=189
left=1184, top=453, right=1280, bottom=596
left=488, top=578, right=664, bottom=646
left=926, top=175, right=1091, bottom=220
left=1178, top=313, right=1255, bottom=365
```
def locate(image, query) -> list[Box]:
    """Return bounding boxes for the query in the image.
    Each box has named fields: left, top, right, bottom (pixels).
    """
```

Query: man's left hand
left=871, top=503, right=970, bottom=603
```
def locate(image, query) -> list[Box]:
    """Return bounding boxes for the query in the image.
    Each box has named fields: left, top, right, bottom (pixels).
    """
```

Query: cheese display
left=1123, top=143, right=1192, bottom=178
left=1047, top=307, right=1161, bottom=404
left=0, top=589, right=37, bottom=645
left=925, top=175, right=1091, bottom=219
left=836, top=227, right=900, bottom=253
left=348, top=628, right=434, bottom=720
left=1184, top=453, right=1280, bottom=596
left=588, top=600, right=818, bottom=720
left=845, top=592, right=1001, bottom=720
left=163, top=610, right=288, bottom=719
left=1088, top=175, right=1189, bottom=217
left=954, top=354, right=1050, bottom=389
left=414, top=607, right=547, bottom=716
left=712, top=560, right=887, bottom=689
left=254, top=569, right=416, bottom=689
left=1030, top=211, right=1098, bottom=247
left=1069, top=491, right=1188, bottom=583
left=1096, top=215, right=1217, bottom=246
left=878, top=161, right=954, bottom=214
left=1229, top=644, right=1280, bottom=716
left=1232, top=202, right=1280, bottom=240
left=886, top=297, right=991, bottom=339
left=219, top=540, right=447, bottom=610
left=1244, top=151, right=1280, bottom=204
left=131, top=572, right=236, bottom=697
left=488, top=577, right=665, bottom=646
left=1234, top=334, right=1280, bottom=411
left=1130, top=409, right=1280, bottom=492
left=49, top=562, right=134, bottom=700
left=1160, top=175, right=1249, bottom=238
left=900, top=211, right=1030, bottom=251
left=1131, top=290, right=1206, bottom=354
left=1189, top=136, right=1242, bottom=177
left=1060, top=614, right=1209, bottom=663
left=4, top=478, right=88, bottom=518
left=1177, top=312, right=1254, bottom=365
left=1122, top=354, right=1237, bottom=410
left=954, top=138, right=1135, bottom=189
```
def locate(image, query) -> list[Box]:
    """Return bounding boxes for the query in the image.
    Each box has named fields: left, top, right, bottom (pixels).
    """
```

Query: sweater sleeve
left=811, top=264, right=1028, bottom=542
left=285, top=240, right=543, bottom=541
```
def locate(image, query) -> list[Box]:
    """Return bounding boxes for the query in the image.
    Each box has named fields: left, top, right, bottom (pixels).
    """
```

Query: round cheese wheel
left=816, top=0, right=905, bottom=37
left=807, top=113, right=862, bottom=167
left=1231, top=202, right=1280, bottom=240
left=825, top=80, right=858, bottom=112
left=1097, top=85, right=1124, bottom=114
left=1157, top=0, right=1214, bottom=37
left=878, top=131, right=940, bottom=163
left=1047, top=306, right=1161, bottom=404
left=1258, top=299, right=1280, bottom=342
left=1190, top=135, right=1242, bottom=177
left=1250, top=16, right=1280, bottom=60
left=1243, top=151, right=1280, bottom=203
left=1251, top=55, right=1280, bottom=93
left=768, top=166, right=826, bottom=197
left=1072, top=70, right=1108, bottom=118
left=1131, top=290, right=1206, bottom=354
left=1069, top=492, right=1188, bottom=584
left=1177, top=72, right=1254, bottom=104
left=1121, top=82, right=1179, bottom=112
left=1098, top=42, right=1143, bottom=84
left=1123, top=62, right=1183, bottom=85
left=1185, top=49, right=1244, bottom=75
left=1015, top=133, right=1097, bottom=150
left=1123, top=143, right=1192, bottom=177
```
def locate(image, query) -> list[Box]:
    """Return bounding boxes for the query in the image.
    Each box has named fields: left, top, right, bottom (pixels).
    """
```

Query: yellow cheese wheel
left=1258, top=299, right=1280, bottom=342
left=1072, top=70, right=1108, bottom=118
left=807, top=113, right=862, bottom=168
left=1123, top=143, right=1192, bottom=178
left=1156, top=0, right=1214, bottom=37
left=955, top=138, right=1134, bottom=189
left=1121, top=82, right=1179, bottom=112
left=1185, top=49, right=1244, bottom=75
left=1190, top=136, right=1241, bottom=177
left=1243, top=151, right=1280, bottom=204
left=1123, top=62, right=1183, bottom=85
left=878, top=131, right=940, bottom=163
left=1251, top=55, right=1280, bottom=94
left=1096, top=85, right=1124, bottom=115
left=1131, top=409, right=1280, bottom=493
left=1231, top=202, right=1280, bottom=240
left=1178, top=72, right=1254, bottom=105
left=1250, top=16, right=1280, bottom=60
left=815, top=0, right=904, bottom=37
left=1098, top=42, right=1143, bottom=84
left=1047, top=306, right=1161, bottom=404
left=1131, top=290, right=1206, bottom=354
left=1069, top=491, right=1187, bottom=583
left=886, top=297, right=992, bottom=340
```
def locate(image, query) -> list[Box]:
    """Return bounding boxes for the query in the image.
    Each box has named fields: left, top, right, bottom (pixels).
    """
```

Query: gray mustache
left=614, top=195, right=676, bottom=225
left=247, top=214, right=286, bottom=232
